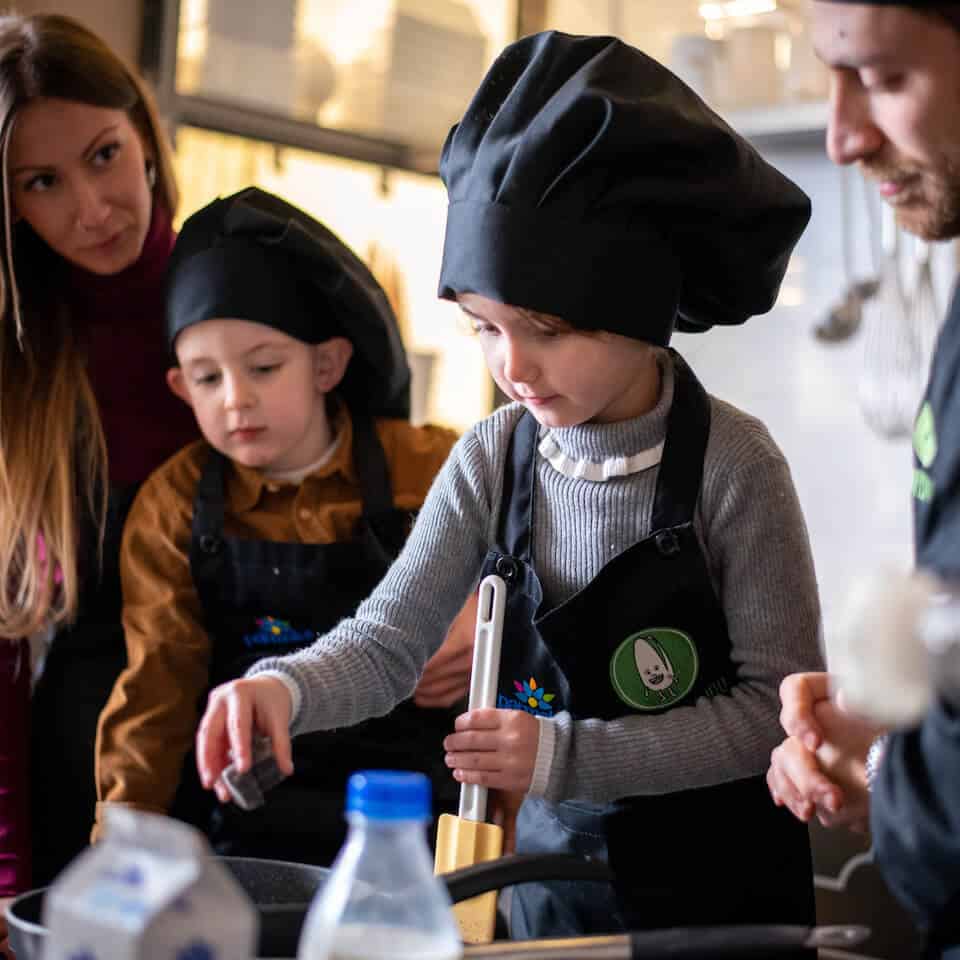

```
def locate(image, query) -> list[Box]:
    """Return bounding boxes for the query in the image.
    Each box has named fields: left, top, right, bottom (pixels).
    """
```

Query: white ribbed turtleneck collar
left=537, top=352, right=674, bottom=482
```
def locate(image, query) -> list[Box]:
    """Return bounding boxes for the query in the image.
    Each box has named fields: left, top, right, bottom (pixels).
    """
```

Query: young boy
left=196, top=35, right=825, bottom=937
left=94, top=188, right=474, bottom=865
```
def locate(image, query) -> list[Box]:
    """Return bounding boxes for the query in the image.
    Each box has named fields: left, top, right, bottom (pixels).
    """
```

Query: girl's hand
left=195, top=676, right=294, bottom=803
left=444, top=707, right=539, bottom=793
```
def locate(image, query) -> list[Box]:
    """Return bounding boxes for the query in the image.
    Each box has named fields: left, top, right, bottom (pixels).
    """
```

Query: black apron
left=180, top=412, right=460, bottom=866
left=479, top=353, right=814, bottom=939
left=30, top=484, right=139, bottom=885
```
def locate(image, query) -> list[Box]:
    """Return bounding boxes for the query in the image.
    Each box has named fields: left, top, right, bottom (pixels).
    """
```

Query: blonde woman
left=0, top=12, right=197, bottom=922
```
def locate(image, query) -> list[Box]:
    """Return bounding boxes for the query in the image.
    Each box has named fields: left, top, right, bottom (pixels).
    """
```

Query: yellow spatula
left=434, top=574, right=506, bottom=944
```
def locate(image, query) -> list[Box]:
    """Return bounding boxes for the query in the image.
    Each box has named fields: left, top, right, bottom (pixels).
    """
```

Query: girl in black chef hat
left=195, top=34, right=825, bottom=939
left=94, top=187, right=478, bottom=866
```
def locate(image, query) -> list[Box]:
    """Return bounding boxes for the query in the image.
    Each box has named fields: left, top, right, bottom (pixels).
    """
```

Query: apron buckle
left=655, top=531, right=680, bottom=557
left=495, top=555, right=519, bottom=582
left=199, top=534, right=223, bottom=555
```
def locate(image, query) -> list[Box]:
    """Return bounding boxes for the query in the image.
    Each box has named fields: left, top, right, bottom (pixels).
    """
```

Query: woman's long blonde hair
left=0, top=13, right=178, bottom=638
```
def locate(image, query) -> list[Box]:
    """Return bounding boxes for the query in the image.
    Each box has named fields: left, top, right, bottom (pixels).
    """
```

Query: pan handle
left=461, top=924, right=871, bottom=958
left=441, top=852, right=612, bottom=903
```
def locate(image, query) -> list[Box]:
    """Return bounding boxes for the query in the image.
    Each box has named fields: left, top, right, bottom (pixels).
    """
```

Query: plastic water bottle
left=297, top=770, right=463, bottom=960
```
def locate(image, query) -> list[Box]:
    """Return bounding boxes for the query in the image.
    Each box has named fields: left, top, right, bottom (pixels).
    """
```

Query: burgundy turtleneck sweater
left=68, top=204, right=199, bottom=488
left=0, top=205, right=198, bottom=897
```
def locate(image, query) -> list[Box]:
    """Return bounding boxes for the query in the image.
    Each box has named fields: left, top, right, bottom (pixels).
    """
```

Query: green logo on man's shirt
left=914, top=402, right=937, bottom=468
left=912, top=468, right=935, bottom=503
left=912, top=403, right=937, bottom=503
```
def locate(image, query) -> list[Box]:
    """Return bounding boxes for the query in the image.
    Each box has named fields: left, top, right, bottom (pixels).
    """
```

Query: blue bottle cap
left=345, top=770, right=432, bottom=820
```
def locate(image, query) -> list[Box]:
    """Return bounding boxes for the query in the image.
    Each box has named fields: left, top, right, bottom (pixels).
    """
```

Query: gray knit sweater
left=251, top=353, right=824, bottom=804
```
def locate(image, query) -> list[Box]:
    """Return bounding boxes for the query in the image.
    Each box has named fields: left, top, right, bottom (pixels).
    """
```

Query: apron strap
left=497, top=410, right=539, bottom=563
left=650, top=349, right=711, bottom=532
left=350, top=409, right=395, bottom=521
left=191, top=446, right=228, bottom=544
left=189, top=446, right=231, bottom=618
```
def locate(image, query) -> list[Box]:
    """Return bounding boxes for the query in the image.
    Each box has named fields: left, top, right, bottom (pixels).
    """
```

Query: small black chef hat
left=167, top=188, right=411, bottom=419
left=438, top=31, right=812, bottom=345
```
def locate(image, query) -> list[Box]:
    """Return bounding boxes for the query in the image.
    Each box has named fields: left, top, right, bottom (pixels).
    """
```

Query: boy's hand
left=415, top=593, right=478, bottom=709
left=490, top=789, right=524, bottom=853
left=196, top=676, right=294, bottom=803
left=0, top=897, right=11, bottom=960
left=444, top=707, right=539, bottom=793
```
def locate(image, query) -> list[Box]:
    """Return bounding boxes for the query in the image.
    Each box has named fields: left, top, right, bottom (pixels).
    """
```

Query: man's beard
left=862, top=152, right=960, bottom=242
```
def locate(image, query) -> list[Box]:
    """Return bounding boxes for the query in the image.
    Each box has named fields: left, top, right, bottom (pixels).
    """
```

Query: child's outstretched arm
left=197, top=675, right=294, bottom=802
left=195, top=413, right=518, bottom=798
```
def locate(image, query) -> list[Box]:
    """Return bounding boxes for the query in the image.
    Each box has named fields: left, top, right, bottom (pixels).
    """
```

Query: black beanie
left=167, top=188, right=411, bottom=420
left=438, top=31, right=812, bottom=345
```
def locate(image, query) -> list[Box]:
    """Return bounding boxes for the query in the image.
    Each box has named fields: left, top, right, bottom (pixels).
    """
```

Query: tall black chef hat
left=438, top=31, right=812, bottom=345
left=167, top=188, right=411, bottom=419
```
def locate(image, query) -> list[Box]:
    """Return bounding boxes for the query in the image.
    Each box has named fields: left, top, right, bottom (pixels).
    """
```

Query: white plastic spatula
left=434, top=574, right=506, bottom=944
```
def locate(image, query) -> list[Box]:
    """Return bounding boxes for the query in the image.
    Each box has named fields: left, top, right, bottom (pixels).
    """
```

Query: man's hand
left=195, top=676, right=293, bottom=803
left=415, top=593, right=478, bottom=709
left=811, top=696, right=885, bottom=830
left=444, top=707, right=539, bottom=793
left=778, top=672, right=832, bottom=751
left=767, top=671, right=885, bottom=831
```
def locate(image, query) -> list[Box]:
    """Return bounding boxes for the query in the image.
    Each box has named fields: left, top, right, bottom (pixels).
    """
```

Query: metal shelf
left=725, top=100, right=829, bottom=149
left=169, top=94, right=437, bottom=176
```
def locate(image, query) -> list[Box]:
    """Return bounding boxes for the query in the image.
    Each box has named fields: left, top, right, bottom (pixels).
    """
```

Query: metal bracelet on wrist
left=864, top=734, right=889, bottom=792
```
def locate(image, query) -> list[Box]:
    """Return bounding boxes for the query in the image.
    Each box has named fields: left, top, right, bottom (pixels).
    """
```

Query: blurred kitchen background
left=16, top=0, right=960, bottom=658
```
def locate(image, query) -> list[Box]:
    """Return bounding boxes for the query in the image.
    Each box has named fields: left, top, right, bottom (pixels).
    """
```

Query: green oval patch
left=609, top=628, right=699, bottom=711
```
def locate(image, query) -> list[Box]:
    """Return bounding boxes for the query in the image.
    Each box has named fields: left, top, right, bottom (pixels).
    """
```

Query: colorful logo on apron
left=498, top=676, right=557, bottom=717
left=243, top=616, right=315, bottom=649
left=609, top=629, right=698, bottom=710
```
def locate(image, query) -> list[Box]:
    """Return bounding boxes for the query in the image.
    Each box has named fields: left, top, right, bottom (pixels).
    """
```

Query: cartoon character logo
left=609, top=629, right=698, bottom=710
left=634, top=635, right=675, bottom=691
left=498, top=676, right=557, bottom=717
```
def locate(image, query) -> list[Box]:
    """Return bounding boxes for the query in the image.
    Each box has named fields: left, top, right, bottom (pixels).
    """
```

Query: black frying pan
left=6, top=853, right=869, bottom=959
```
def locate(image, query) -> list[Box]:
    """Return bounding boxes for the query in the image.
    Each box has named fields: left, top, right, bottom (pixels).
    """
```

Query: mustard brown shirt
left=94, top=412, right=457, bottom=838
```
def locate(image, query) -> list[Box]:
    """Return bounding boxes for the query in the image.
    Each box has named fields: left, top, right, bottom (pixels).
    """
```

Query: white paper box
left=44, top=808, right=257, bottom=960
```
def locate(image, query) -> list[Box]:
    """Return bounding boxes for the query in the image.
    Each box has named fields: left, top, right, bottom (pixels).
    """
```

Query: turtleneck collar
left=538, top=351, right=674, bottom=481
left=66, top=203, right=175, bottom=320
